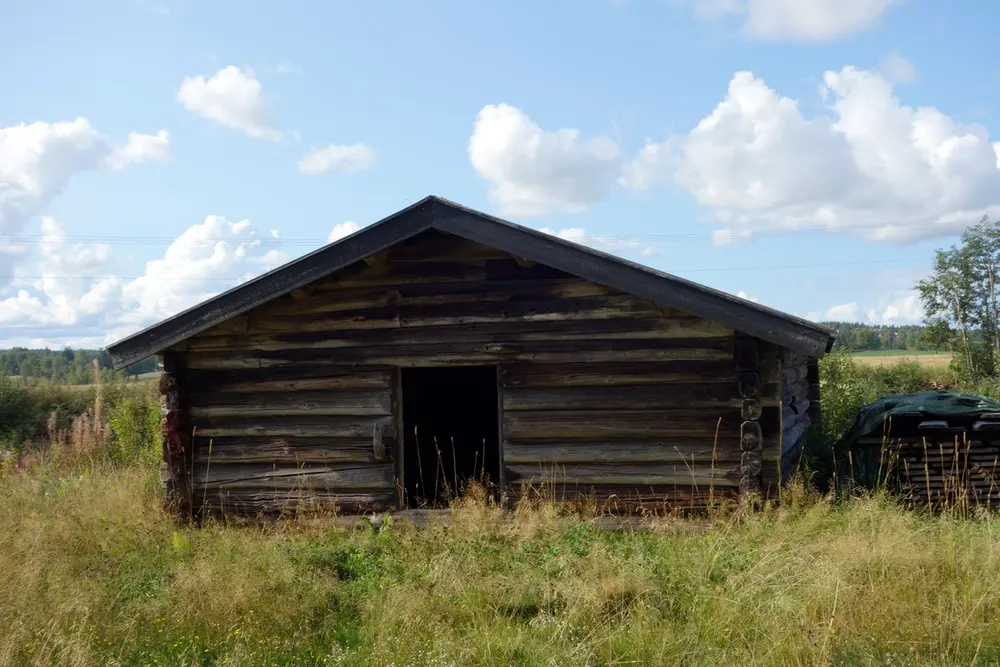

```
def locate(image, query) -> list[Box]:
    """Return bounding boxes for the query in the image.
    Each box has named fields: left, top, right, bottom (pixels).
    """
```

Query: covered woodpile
left=837, top=392, right=1000, bottom=508
left=108, top=196, right=835, bottom=519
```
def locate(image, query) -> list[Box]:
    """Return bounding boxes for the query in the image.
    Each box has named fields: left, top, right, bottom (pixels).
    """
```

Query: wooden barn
left=107, top=196, right=835, bottom=518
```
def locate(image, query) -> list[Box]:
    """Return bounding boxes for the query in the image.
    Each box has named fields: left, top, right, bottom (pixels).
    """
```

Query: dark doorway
left=401, top=366, right=500, bottom=508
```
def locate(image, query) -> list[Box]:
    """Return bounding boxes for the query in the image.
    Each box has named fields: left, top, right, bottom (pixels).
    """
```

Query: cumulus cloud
left=880, top=50, right=917, bottom=84
left=469, top=104, right=621, bottom=217
left=177, top=66, right=280, bottom=140
left=539, top=226, right=659, bottom=259
left=736, top=290, right=759, bottom=303
left=106, top=130, right=171, bottom=169
left=0, top=214, right=288, bottom=347
left=327, top=221, right=361, bottom=243
left=0, top=118, right=169, bottom=286
left=299, top=144, right=376, bottom=175
left=622, top=66, right=1000, bottom=243
left=808, top=290, right=925, bottom=324
left=691, top=0, right=903, bottom=41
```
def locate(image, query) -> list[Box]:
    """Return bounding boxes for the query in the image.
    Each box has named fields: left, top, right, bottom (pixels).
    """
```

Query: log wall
left=776, top=348, right=816, bottom=483
left=164, top=230, right=786, bottom=516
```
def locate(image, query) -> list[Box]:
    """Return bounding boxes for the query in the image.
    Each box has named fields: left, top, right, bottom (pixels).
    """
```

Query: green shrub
left=107, top=386, right=161, bottom=465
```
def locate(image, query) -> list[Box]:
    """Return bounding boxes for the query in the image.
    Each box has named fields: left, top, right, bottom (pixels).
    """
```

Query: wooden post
left=158, top=352, right=192, bottom=520
left=735, top=334, right=762, bottom=495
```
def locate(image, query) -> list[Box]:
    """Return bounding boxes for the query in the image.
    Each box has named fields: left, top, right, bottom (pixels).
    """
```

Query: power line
left=8, top=257, right=918, bottom=282
left=0, top=219, right=967, bottom=245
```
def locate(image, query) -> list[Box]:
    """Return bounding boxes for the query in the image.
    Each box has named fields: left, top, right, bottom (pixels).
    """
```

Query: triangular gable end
left=107, top=196, right=835, bottom=368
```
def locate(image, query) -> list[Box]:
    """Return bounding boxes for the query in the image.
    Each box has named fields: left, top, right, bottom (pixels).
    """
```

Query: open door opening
left=401, top=366, right=500, bottom=508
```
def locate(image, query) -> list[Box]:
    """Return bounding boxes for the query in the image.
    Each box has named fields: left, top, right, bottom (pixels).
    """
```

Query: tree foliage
left=917, top=215, right=1000, bottom=382
left=0, top=348, right=156, bottom=384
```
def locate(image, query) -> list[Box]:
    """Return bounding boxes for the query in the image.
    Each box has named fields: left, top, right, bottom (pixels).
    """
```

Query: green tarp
left=837, top=390, right=1000, bottom=455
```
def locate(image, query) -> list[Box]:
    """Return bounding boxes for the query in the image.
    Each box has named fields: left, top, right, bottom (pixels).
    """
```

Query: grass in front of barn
left=5, top=459, right=1000, bottom=666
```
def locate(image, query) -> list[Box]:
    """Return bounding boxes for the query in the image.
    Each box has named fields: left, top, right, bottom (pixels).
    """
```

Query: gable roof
left=107, top=195, right=835, bottom=368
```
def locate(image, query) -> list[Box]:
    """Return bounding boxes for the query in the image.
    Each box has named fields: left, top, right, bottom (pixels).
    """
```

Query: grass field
left=851, top=350, right=952, bottom=369
left=5, top=461, right=1000, bottom=666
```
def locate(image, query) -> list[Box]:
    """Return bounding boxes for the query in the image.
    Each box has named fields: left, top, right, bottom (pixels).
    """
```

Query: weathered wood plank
left=184, top=367, right=391, bottom=391
left=242, top=295, right=666, bottom=334
left=503, top=383, right=778, bottom=412
left=503, top=361, right=734, bottom=388
left=503, top=410, right=738, bottom=440
left=194, top=437, right=377, bottom=464
left=257, top=279, right=623, bottom=318
left=192, top=462, right=394, bottom=489
left=186, top=317, right=733, bottom=352
left=505, top=462, right=740, bottom=487
left=507, top=484, right=738, bottom=508
left=503, top=438, right=745, bottom=463
left=190, top=415, right=389, bottom=438
left=195, top=489, right=397, bottom=514
left=183, top=338, right=733, bottom=370
left=188, top=390, right=391, bottom=418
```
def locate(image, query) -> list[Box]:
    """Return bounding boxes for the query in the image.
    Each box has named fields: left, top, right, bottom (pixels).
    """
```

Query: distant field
left=851, top=350, right=952, bottom=368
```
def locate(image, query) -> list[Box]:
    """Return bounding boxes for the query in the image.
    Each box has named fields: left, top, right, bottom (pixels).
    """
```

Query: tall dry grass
left=4, top=457, right=1000, bottom=665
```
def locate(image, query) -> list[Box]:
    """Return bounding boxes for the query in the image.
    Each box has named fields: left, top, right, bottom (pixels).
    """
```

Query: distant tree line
left=820, top=323, right=946, bottom=353
left=0, top=348, right=156, bottom=384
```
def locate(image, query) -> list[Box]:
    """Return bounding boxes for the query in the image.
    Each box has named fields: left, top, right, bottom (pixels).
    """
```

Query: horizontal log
left=507, top=484, right=738, bottom=509
left=195, top=488, right=397, bottom=514
left=192, top=462, right=394, bottom=490
left=503, top=383, right=771, bottom=412
left=183, top=338, right=733, bottom=370
left=505, top=462, right=740, bottom=488
left=190, top=415, right=389, bottom=438
left=502, top=438, right=745, bottom=463
left=244, top=295, right=665, bottom=334
left=503, top=360, right=737, bottom=388
left=503, top=409, right=738, bottom=440
left=184, top=367, right=391, bottom=391
left=188, top=390, right=391, bottom=418
left=194, top=437, right=378, bottom=464
left=186, top=317, right=733, bottom=352
left=259, top=278, right=623, bottom=318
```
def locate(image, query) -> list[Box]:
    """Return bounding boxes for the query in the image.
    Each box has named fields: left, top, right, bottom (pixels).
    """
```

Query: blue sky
left=2, top=0, right=1000, bottom=348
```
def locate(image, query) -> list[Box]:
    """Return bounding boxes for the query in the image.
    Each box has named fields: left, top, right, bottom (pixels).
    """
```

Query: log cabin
left=107, top=196, right=835, bottom=518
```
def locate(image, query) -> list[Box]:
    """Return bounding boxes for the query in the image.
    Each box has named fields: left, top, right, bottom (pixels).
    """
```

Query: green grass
left=4, top=460, right=1000, bottom=666
left=5, top=357, right=1000, bottom=665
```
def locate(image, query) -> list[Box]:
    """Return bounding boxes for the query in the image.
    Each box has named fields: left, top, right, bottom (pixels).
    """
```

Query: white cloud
left=469, top=103, right=621, bottom=217
left=692, top=0, right=903, bottom=41
left=736, top=290, right=759, bottom=303
left=825, top=302, right=861, bottom=321
left=622, top=67, right=1000, bottom=243
left=812, top=290, right=925, bottom=324
left=880, top=50, right=917, bottom=84
left=299, top=144, right=376, bottom=175
left=0, top=118, right=168, bottom=286
left=177, top=66, right=280, bottom=140
left=0, top=214, right=287, bottom=348
left=106, top=130, right=171, bottom=169
left=539, top=226, right=659, bottom=258
left=327, top=222, right=360, bottom=243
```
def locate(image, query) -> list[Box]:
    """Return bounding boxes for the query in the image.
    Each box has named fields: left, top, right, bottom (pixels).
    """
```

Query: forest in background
left=0, top=347, right=157, bottom=384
